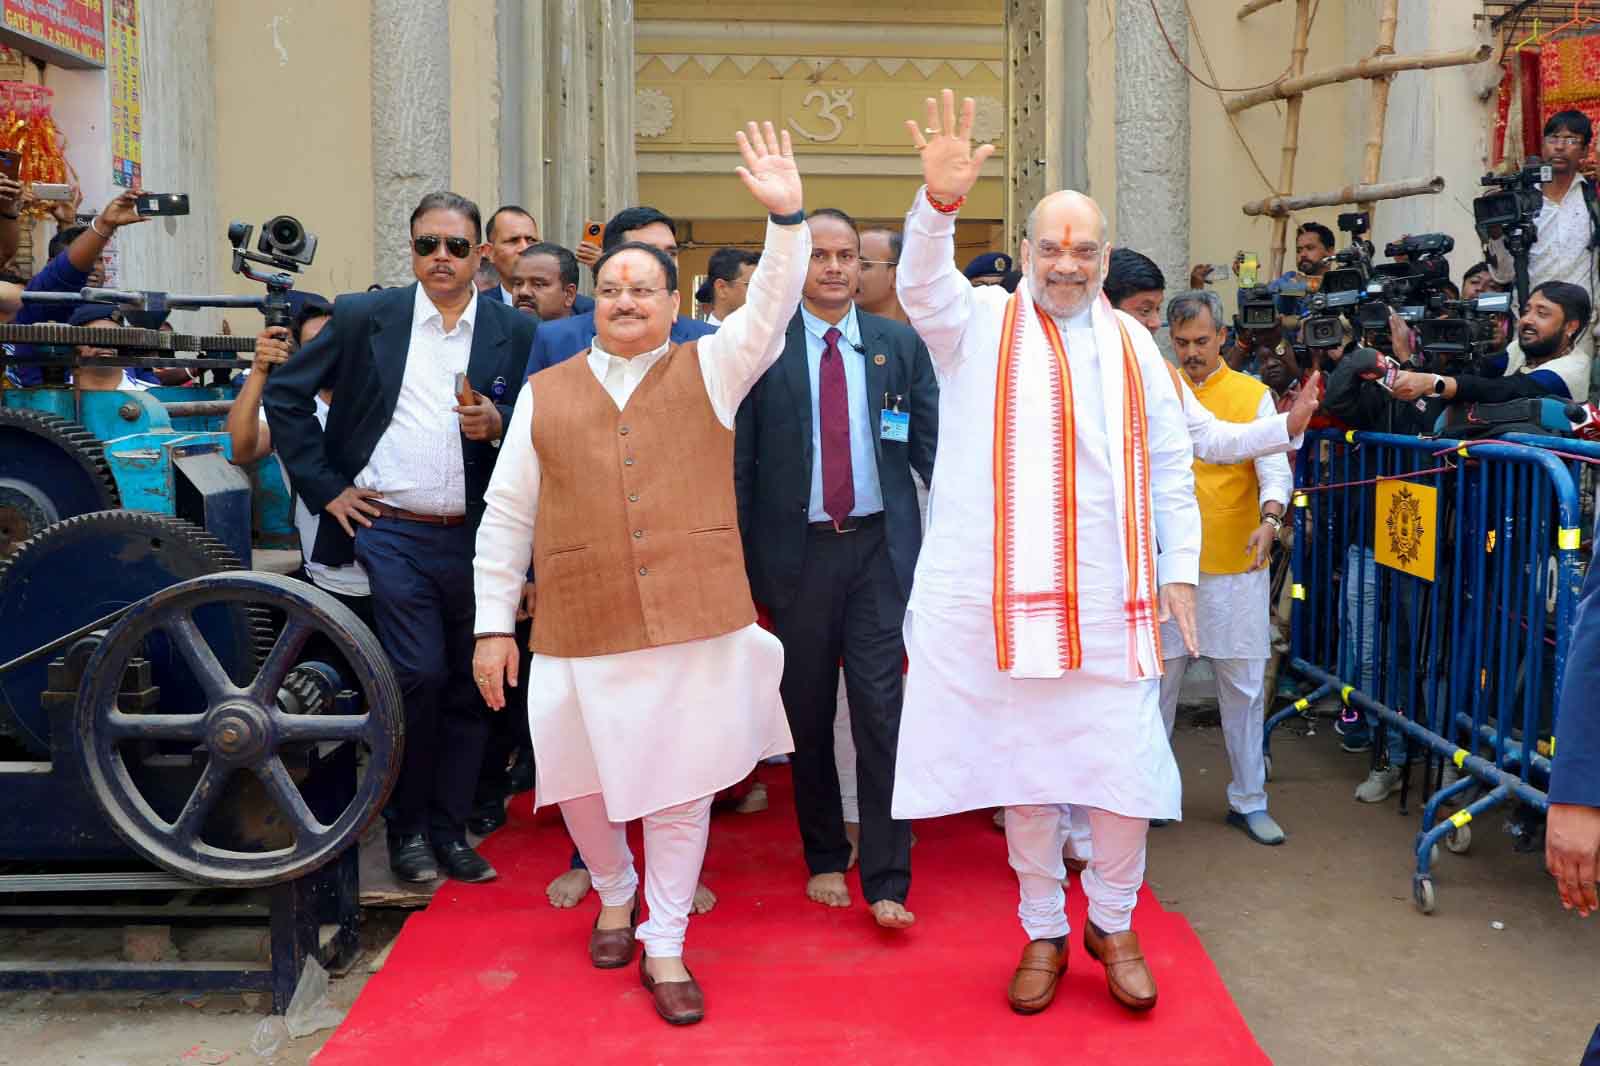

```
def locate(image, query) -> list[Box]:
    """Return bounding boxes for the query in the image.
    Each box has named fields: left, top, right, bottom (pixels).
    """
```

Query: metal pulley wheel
left=0, top=407, right=119, bottom=557
left=74, top=571, right=403, bottom=887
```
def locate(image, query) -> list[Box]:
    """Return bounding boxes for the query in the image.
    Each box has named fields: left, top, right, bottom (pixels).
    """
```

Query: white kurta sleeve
left=1138, top=338, right=1201, bottom=586
left=473, top=382, right=540, bottom=635
left=1250, top=390, right=1293, bottom=508
left=698, top=218, right=811, bottom=428
left=1181, top=373, right=1298, bottom=465
left=896, top=186, right=978, bottom=377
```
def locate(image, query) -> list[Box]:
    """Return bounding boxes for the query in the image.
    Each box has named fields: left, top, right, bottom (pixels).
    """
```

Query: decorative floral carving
left=635, top=88, right=674, bottom=138
left=972, top=95, right=1004, bottom=144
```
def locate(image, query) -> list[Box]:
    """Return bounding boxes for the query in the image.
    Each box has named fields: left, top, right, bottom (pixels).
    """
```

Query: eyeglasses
left=595, top=285, right=667, bottom=302
left=1545, top=134, right=1587, bottom=146
left=412, top=235, right=474, bottom=259
left=859, top=259, right=896, bottom=267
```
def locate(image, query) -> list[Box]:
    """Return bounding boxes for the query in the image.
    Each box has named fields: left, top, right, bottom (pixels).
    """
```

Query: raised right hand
left=473, top=635, right=520, bottom=711
left=1286, top=370, right=1322, bottom=437
left=324, top=486, right=385, bottom=537
left=905, top=89, right=995, bottom=203
left=252, top=326, right=291, bottom=374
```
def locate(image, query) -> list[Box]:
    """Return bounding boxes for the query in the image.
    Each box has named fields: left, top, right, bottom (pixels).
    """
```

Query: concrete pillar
left=370, top=0, right=451, bottom=287
left=1115, top=0, right=1190, bottom=302
left=533, top=0, right=636, bottom=256
left=116, top=0, right=220, bottom=320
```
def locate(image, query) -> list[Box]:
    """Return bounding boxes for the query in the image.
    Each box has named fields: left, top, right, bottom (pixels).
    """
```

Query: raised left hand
left=97, top=188, right=151, bottom=232
left=734, top=120, right=802, bottom=218
left=455, top=391, right=504, bottom=442
left=1158, top=582, right=1199, bottom=658
left=1547, top=802, right=1600, bottom=916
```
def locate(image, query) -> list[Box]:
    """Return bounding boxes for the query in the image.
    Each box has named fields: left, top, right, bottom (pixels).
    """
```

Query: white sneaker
left=1354, top=765, right=1403, bottom=803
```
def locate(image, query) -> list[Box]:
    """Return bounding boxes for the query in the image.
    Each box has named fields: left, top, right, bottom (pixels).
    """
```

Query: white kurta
left=472, top=219, right=811, bottom=822
left=1159, top=386, right=1294, bottom=661
left=890, top=190, right=1201, bottom=822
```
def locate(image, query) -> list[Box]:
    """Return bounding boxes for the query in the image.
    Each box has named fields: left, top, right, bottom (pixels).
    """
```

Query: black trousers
left=353, top=518, right=488, bottom=844
left=769, top=517, right=912, bottom=904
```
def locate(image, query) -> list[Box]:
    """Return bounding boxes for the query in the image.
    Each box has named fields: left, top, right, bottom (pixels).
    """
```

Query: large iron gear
left=0, top=510, right=261, bottom=756
left=0, top=408, right=120, bottom=558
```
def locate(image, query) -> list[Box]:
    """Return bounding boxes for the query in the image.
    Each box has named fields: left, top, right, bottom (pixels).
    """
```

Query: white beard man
left=889, top=90, right=1202, bottom=1015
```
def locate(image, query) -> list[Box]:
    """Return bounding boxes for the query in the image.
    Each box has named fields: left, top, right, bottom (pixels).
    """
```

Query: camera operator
left=1386, top=281, right=1591, bottom=407
left=1485, top=112, right=1600, bottom=358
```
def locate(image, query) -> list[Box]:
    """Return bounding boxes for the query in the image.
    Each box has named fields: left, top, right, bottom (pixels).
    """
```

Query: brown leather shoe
left=639, top=955, right=705, bottom=1025
left=1083, top=922, right=1157, bottom=1010
left=587, top=894, right=640, bottom=969
left=1006, top=938, right=1068, bottom=1014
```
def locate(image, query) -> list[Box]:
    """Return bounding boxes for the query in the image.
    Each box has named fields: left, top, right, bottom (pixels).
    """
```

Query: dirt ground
left=1, top=715, right=1595, bottom=1066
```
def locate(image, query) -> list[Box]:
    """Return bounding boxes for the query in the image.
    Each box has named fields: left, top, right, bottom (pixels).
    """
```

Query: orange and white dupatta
left=991, top=287, right=1163, bottom=680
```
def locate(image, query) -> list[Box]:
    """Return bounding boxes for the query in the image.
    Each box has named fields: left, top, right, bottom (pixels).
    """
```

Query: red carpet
left=316, top=770, right=1268, bottom=1065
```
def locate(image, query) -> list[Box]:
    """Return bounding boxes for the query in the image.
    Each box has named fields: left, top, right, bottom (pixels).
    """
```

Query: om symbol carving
left=788, top=88, right=855, bottom=143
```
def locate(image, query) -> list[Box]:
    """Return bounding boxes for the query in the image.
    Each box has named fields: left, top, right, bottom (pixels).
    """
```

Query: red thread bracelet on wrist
left=925, top=188, right=965, bottom=214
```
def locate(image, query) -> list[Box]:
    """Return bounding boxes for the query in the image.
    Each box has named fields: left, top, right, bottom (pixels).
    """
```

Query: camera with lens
left=1236, top=285, right=1278, bottom=331
left=228, top=215, right=317, bottom=331
left=1301, top=289, right=1359, bottom=349
left=1474, top=160, right=1550, bottom=308
left=1412, top=291, right=1512, bottom=374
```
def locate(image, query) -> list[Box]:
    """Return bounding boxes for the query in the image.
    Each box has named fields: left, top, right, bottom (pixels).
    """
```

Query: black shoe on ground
left=435, top=839, right=498, bottom=883
left=468, top=799, right=508, bottom=837
left=507, top=751, right=534, bottom=795
left=390, top=834, right=440, bottom=883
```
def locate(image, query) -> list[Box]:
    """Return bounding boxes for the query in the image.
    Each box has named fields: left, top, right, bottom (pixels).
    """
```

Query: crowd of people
left=4, top=89, right=1595, bottom=1031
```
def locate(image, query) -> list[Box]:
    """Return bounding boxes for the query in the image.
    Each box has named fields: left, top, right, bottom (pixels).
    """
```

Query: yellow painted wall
left=212, top=1, right=374, bottom=308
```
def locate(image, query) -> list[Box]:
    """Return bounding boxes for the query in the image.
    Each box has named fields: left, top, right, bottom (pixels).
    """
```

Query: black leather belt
left=807, top=512, right=884, bottom=534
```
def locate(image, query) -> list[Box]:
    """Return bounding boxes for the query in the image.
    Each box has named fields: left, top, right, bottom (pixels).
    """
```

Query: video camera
left=1474, top=159, right=1550, bottom=308
left=1237, top=285, right=1277, bottom=331
left=1411, top=291, right=1513, bottom=373
left=228, top=215, right=317, bottom=331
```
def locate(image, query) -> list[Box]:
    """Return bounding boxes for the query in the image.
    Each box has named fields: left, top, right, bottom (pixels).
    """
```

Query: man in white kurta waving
left=891, top=91, right=1201, bottom=1016
left=471, top=121, right=808, bottom=1027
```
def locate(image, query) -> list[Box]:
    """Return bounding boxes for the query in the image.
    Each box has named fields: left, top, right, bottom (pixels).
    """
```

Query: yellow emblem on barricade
left=1374, top=481, right=1437, bottom=581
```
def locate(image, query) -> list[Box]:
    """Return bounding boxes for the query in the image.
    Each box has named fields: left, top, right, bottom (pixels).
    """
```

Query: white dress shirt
left=354, top=285, right=477, bottom=515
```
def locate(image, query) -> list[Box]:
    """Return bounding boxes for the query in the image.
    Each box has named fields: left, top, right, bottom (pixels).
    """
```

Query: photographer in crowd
left=1485, top=112, right=1600, bottom=358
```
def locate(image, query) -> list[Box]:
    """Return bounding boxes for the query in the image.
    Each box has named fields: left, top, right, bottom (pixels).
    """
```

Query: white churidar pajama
left=472, top=219, right=812, bottom=959
left=891, top=188, right=1201, bottom=939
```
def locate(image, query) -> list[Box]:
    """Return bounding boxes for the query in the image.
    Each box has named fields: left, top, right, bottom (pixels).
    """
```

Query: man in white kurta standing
left=471, top=122, right=808, bottom=1027
left=1158, top=290, right=1293, bottom=847
left=891, top=91, right=1202, bottom=1016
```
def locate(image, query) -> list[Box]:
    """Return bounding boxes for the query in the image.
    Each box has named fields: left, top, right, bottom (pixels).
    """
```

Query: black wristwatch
left=769, top=208, right=806, bottom=226
left=1431, top=375, right=1448, bottom=396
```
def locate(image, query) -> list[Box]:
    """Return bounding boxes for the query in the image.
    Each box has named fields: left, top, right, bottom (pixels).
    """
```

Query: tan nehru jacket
left=527, top=342, right=756, bottom=657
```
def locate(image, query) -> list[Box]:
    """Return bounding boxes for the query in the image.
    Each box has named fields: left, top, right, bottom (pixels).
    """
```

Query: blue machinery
left=1265, top=429, right=1593, bottom=913
left=0, top=316, right=401, bottom=1009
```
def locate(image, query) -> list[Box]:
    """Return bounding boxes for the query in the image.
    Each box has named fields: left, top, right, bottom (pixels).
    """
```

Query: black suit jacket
left=735, top=307, right=938, bottom=611
left=263, top=283, right=537, bottom=566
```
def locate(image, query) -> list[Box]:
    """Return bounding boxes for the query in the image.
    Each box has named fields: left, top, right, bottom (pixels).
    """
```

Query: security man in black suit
left=734, top=207, right=937, bottom=929
left=265, top=191, right=537, bottom=885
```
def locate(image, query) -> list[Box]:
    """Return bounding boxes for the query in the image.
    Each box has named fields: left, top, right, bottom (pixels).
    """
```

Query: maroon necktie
left=820, top=326, right=854, bottom=524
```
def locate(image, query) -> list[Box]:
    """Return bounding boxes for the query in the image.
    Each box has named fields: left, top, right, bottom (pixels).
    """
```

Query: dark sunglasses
left=413, top=235, right=474, bottom=259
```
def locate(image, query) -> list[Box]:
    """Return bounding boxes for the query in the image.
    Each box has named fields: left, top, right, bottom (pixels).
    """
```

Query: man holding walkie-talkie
left=1486, top=111, right=1600, bottom=372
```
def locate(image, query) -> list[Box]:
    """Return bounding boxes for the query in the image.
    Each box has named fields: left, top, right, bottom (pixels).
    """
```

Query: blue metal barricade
left=1263, top=429, right=1587, bottom=912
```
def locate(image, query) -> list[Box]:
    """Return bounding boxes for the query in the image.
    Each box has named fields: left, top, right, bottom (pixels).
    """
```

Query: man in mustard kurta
left=1157, top=290, right=1293, bottom=846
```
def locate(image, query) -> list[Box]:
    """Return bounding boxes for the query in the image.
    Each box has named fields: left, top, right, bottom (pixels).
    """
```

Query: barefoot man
left=890, top=91, right=1201, bottom=1015
left=472, top=121, right=809, bottom=1026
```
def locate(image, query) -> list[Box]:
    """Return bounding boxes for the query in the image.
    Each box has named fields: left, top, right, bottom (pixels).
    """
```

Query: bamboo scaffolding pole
left=1243, top=176, right=1444, bottom=217
left=1224, top=44, right=1492, bottom=113
left=1358, top=0, right=1401, bottom=221
left=1268, top=0, right=1315, bottom=277
left=1236, top=0, right=1284, bottom=19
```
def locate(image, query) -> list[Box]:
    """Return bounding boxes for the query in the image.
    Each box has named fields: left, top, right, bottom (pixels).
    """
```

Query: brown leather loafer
left=1006, top=938, right=1068, bottom=1014
left=588, top=894, right=640, bottom=969
left=639, top=955, right=705, bottom=1025
left=1084, top=922, right=1157, bottom=1010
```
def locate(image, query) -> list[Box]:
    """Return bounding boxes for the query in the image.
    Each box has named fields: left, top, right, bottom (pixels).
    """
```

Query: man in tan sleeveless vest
left=470, top=121, right=809, bottom=1027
